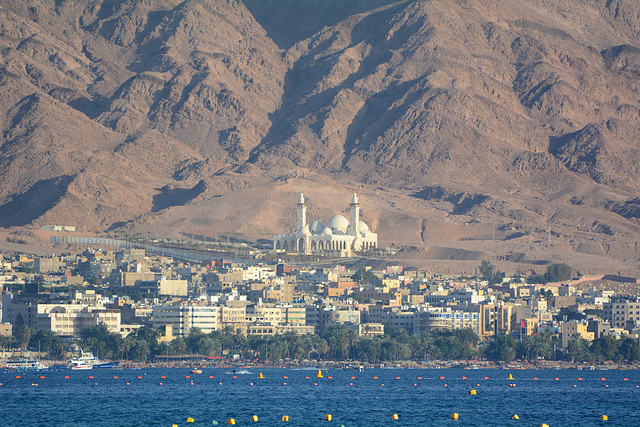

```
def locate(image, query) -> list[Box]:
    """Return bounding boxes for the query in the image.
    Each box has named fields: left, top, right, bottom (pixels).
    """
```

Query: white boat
left=68, top=350, right=113, bottom=370
left=7, top=359, right=47, bottom=370
left=70, top=363, right=93, bottom=370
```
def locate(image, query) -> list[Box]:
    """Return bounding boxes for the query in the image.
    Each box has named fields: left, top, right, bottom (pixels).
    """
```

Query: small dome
left=358, top=221, right=370, bottom=232
left=327, top=215, right=350, bottom=232
left=309, top=220, right=324, bottom=234
left=301, top=224, right=310, bottom=234
left=321, top=227, right=333, bottom=235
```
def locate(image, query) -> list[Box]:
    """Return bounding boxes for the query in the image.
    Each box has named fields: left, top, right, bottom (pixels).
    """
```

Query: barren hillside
left=1, top=0, right=640, bottom=275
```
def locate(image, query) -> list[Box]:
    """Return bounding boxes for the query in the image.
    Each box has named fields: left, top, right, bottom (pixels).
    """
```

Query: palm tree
left=120, top=336, right=134, bottom=360
left=16, top=326, right=32, bottom=350
left=185, top=327, right=206, bottom=354
left=170, top=337, right=187, bottom=356
left=355, top=338, right=381, bottom=361
left=420, top=332, right=434, bottom=361
left=567, top=333, right=589, bottom=363
left=0, top=334, right=14, bottom=351
left=133, top=340, right=150, bottom=362
left=156, top=341, right=171, bottom=359
left=310, top=336, right=329, bottom=360
left=246, top=335, right=266, bottom=359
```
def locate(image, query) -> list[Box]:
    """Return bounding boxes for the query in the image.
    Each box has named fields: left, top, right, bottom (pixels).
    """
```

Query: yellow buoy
left=251, top=415, right=258, bottom=422
left=172, top=425, right=178, bottom=427
left=452, top=413, right=459, bottom=420
left=317, top=369, right=324, bottom=378
left=540, top=424, right=549, bottom=427
left=392, top=414, right=399, bottom=420
left=469, top=389, right=477, bottom=395
left=228, top=419, right=236, bottom=425
left=512, top=415, right=519, bottom=420
left=259, top=372, right=265, bottom=379
left=508, top=373, right=514, bottom=380
left=282, top=415, right=289, bottom=422
left=602, top=415, right=608, bottom=421
left=325, top=414, right=332, bottom=421
left=187, top=418, right=195, bottom=423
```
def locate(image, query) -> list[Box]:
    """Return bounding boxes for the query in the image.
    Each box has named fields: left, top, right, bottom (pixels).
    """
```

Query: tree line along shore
left=3, top=323, right=639, bottom=368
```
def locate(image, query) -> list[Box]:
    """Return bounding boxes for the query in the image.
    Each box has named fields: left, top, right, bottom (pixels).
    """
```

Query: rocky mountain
left=2, top=0, right=640, bottom=274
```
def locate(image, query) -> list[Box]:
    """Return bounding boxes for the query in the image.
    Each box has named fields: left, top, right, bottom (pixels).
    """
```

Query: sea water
left=1, top=367, right=638, bottom=426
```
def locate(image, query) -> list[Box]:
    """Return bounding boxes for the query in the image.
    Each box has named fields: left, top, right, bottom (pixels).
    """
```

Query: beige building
left=246, top=323, right=314, bottom=336
left=284, top=306, right=307, bottom=325
left=478, top=302, right=513, bottom=337
left=121, top=272, right=157, bottom=287
left=158, top=279, right=188, bottom=296
left=359, top=323, right=384, bottom=337
left=246, top=305, right=283, bottom=325
left=263, top=283, right=294, bottom=303
left=0, top=323, right=11, bottom=336
left=38, top=307, right=121, bottom=336
left=220, top=306, right=246, bottom=332
left=516, top=317, right=539, bottom=336
left=34, top=257, right=64, bottom=274
left=562, top=321, right=594, bottom=349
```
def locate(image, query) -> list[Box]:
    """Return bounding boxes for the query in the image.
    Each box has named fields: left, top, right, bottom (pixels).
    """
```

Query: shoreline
left=5, top=359, right=636, bottom=371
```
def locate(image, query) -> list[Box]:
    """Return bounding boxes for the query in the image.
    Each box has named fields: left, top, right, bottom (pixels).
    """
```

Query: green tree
left=518, top=335, right=551, bottom=361
left=589, top=336, right=618, bottom=362
left=527, top=274, right=547, bottom=284
left=419, top=332, right=433, bottom=360
left=132, top=340, right=150, bottom=361
left=119, top=336, right=134, bottom=360
left=546, top=263, right=572, bottom=282
left=351, top=268, right=378, bottom=284
left=554, top=307, right=585, bottom=322
left=484, top=335, right=517, bottom=362
left=16, top=326, right=33, bottom=350
left=479, top=260, right=495, bottom=282
left=479, top=260, right=504, bottom=285
left=617, top=337, right=640, bottom=362
left=170, top=337, right=187, bottom=355
left=567, top=333, right=589, bottom=362
left=355, top=338, right=381, bottom=361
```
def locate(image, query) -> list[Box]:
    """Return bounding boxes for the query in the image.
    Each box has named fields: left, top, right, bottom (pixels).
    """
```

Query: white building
left=152, top=303, right=220, bottom=335
left=38, top=307, right=121, bottom=336
left=274, top=193, right=377, bottom=257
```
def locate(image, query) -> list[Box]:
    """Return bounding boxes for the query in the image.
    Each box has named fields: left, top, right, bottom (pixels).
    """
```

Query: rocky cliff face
left=1, top=0, right=640, bottom=272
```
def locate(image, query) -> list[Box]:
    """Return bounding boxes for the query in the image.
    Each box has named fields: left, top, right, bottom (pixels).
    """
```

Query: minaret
left=296, top=193, right=307, bottom=231
left=350, top=193, right=360, bottom=234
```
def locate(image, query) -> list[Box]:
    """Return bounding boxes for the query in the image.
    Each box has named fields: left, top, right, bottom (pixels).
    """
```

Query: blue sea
left=1, top=367, right=638, bottom=426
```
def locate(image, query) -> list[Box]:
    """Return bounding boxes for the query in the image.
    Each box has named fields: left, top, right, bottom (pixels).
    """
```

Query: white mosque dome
left=359, top=221, right=370, bottom=232
left=309, top=220, right=324, bottom=234
left=327, top=215, right=350, bottom=232
left=321, top=227, right=333, bottom=235
left=301, top=224, right=310, bottom=234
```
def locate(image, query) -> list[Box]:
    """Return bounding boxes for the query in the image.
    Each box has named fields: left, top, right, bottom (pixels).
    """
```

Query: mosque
left=273, top=193, right=378, bottom=257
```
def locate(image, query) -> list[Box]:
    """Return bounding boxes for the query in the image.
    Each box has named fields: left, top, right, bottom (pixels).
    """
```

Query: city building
left=152, top=303, right=220, bottom=335
left=603, top=300, right=640, bottom=329
left=561, top=321, right=594, bottom=349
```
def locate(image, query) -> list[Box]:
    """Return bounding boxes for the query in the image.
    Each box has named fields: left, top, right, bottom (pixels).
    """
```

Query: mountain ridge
left=2, top=0, right=640, bottom=274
